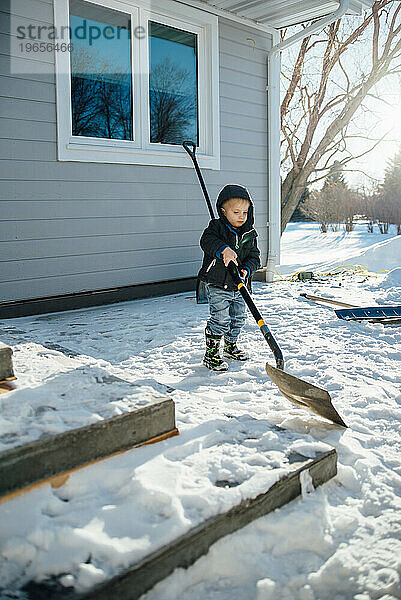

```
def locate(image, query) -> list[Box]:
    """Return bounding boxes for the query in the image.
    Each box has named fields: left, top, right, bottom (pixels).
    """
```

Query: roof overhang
left=177, top=0, right=373, bottom=29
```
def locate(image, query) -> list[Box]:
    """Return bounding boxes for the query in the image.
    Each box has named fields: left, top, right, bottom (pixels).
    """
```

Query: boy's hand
left=241, top=269, right=248, bottom=279
left=221, top=247, right=238, bottom=267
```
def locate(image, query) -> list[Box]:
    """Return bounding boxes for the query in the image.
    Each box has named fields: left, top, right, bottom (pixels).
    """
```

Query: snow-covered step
left=0, top=366, right=177, bottom=500
left=18, top=424, right=337, bottom=600
left=0, top=341, right=14, bottom=382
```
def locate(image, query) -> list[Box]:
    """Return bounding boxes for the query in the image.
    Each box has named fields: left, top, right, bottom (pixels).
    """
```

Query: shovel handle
left=228, top=263, right=284, bottom=370
left=182, top=141, right=215, bottom=221
left=182, top=140, right=197, bottom=159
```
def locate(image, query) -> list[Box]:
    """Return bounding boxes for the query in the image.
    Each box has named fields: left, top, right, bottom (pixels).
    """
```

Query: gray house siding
left=0, top=0, right=271, bottom=304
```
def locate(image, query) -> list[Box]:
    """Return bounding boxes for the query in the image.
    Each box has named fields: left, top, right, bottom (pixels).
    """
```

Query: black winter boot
left=203, top=331, right=228, bottom=372
left=223, top=340, right=249, bottom=361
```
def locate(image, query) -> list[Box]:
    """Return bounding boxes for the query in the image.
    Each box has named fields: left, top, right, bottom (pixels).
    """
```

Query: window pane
left=69, top=0, right=133, bottom=140
left=149, top=21, right=198, bottom=146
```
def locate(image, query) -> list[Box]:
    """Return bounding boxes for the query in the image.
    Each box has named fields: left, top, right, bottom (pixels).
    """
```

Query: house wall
left=0, top=0, right=271, bottom=304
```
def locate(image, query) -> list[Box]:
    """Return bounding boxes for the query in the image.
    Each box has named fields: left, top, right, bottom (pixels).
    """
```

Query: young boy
left=198, top=184, right=261, bottom=371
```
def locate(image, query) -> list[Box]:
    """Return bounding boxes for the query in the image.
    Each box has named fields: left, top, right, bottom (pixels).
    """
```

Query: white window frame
left=54, top=0, right=220, bottom=169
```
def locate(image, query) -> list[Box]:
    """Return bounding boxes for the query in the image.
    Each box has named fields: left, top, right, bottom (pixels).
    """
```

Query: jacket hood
left=216, top=184, right=255, bottom=233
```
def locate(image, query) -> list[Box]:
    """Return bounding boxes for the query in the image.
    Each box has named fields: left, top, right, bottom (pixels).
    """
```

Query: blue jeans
left=206, top=284, right=246, bottom=343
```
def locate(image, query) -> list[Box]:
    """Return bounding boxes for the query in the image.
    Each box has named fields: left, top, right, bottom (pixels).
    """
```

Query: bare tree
left=149, top=57, right=197, bottom=144
left=95, top=73, right=132, bottom=140
left=280, top=1, right=401, bottom=232
left=342, top=189, right=361, bottom=232
left=301, top=188, right=337, bottom=232
left=301, top=175, right=360, bottom=232
left=70, top=45, right=132, bottom=140
left=70, top=45, right=101, bottom=136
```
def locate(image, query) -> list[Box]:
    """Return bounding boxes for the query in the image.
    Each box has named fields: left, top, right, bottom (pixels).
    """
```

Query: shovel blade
left=265, top=363, right=347, bottom=427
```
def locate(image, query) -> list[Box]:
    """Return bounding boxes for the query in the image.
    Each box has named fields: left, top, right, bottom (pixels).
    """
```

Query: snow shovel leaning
left=183, top=140, right=347, bottom=428
left=301, top=293, right=401, bottom=325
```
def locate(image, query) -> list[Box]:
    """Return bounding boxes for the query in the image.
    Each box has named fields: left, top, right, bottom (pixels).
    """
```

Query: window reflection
left=69, top=0, right=133, bottom=140
left=149, top=21, right=198, bottom=146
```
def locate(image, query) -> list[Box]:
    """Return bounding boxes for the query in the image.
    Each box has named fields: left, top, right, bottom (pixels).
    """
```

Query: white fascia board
left=355, top=0, right=374, bottom=8
left=175, top=0, right=373, bottom=30
left=173, top=0, right=276, bottom=34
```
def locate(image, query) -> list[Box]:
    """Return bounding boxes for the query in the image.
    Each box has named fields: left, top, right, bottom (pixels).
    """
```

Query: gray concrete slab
left=0, top=341, right=14, bottom=381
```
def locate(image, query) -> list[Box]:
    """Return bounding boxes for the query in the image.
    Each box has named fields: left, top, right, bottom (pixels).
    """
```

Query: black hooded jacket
left=198, top=184, right=261, bottom=291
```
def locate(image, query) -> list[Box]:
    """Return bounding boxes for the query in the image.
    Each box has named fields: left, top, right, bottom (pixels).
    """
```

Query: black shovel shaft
left=183, top=142, right=215, bottom=220
left=183, top=140, right=284, bottom=371
left=228, top=263, right=284, bottom=370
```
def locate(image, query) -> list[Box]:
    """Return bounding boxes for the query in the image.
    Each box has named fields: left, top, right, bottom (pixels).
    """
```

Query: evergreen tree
left=324, top=162, right=347, bottom=187
left=290, top=188, right=311, bottom=222
left=375, top=148, right=401, bottom=234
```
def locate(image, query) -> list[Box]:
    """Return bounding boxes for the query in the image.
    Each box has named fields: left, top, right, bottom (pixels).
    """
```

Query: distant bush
left=300, top=171, right=362, bottom=233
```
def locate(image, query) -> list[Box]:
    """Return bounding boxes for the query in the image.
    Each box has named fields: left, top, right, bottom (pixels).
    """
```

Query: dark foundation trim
left=0, top=278, right=197, bottom=319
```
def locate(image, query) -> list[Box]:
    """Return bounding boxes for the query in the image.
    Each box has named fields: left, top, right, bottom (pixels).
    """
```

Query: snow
left=381, top=268, right=401, bottom=287
left=279, top=221, right=400, bottom=275
left=0, top=221, right=400, bottom=600
left=0, top=356, right=164, bottom=452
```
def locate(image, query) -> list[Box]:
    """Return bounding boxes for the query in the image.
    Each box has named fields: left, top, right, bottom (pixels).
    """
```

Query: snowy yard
left=0, top=222, right=400, bottom=600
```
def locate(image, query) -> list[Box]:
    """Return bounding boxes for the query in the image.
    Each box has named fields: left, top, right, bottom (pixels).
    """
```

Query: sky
left=69, top=14, right=132, bottom=74
left=348, top=77, right=401, bottom=188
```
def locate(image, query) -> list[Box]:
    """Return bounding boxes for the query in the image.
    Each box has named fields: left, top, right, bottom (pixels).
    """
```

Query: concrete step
left=0, top=341, right=14, bottom=382
left=0, top=376, right=178, bottom=500
left=21, top=443, right=337, bottom=600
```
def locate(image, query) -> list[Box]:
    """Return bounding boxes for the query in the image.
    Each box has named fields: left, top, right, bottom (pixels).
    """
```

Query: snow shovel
left=301, top=293, right=401, bottom=325
left=183, top=140, right=347, bottom=427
